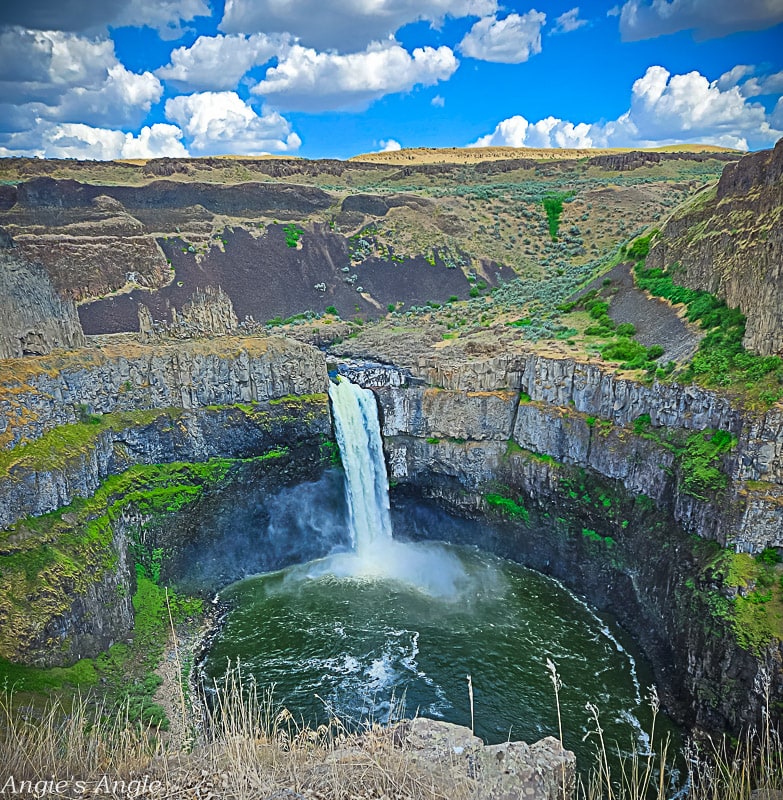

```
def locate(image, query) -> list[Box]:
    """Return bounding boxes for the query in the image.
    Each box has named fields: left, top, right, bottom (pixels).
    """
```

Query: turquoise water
left=203, top=542, right=675, bottom=765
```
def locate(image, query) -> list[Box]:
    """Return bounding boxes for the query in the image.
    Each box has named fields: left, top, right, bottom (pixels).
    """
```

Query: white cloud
left=716, top=65, right=783, bottom=98
left=473, top=115, right=594, bottom=148
left=0, top=0, right=209, bottom=38
left=740, top=71, right=783, bottom=97
left=165, top=91, right=301, bottom=154
left=471, top=65, right=783, bottom=152
left=156, top=33, right=288, bottom=91
left=0, top=121, right=187, bottom=159
left=380, top=138, right=402, bottom=151
left=607, top=5, right=621, bottom=16
left=619, top=0, right=783, bottom=41
left=0, top=29, right=116, bottom=104
left=0, top=30, right=161, bottom=125
left=220, top=0, right=497, bottom=51
left=716, top=64, right=755, bottom=91
left=431, top=94, right=445, bottom=107
left=113, top=0, right=210, bottom=39
left=252, top=41, right=459, bottom=111
left=771, top=97, right=783, bottom=129
left=458, top=11, right=546, bottom=63
left=51, top=64, right=162, bottom=126
left=552, top=7, right=588, bottom=34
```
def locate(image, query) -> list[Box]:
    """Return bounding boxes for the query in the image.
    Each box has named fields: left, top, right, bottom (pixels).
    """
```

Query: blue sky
left=0, top=0, right=781, bottom=160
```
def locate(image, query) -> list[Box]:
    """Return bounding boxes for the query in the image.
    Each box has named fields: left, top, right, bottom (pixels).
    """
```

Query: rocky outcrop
left=647, top=138, right=783, bottom=355
left=13, top=177, right=333, bottom=217
left=0, top=399, right=331, bottom=531
left=340, top=719, right=574, bottom=800
left=0, top=336, right=328, bottom=450
left=0, top=244, right=85, bottom=358
left=362, top=352, right=783, bottom=551
left=138, top=285, right=239, bottom=341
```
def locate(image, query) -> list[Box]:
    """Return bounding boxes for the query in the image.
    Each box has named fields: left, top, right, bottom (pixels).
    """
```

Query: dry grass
left=349, top=145, right=738, bottom=165
left=574, top=675, right=783, bottom=800
left=0, top=667, right=478, bottom=800
left=1, top=661, right=780, bottom=800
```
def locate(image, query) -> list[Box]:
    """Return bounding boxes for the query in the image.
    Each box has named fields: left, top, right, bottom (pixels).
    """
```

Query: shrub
left=542, top=192, right=574, bottom=241
left=680, top=429, right=736, bottom=500
left=485, top=493, right=529, bottom=522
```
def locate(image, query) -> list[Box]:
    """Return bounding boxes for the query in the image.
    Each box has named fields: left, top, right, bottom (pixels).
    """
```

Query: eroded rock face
left=0, top=246, right=85, bottom=358
left=647, top=139, right=783, bottom=356
left=345, top=718, right=574, bottom=800
left=0, top=400, right=331, bottom=531
left=0, top=336, right=328, bottom=450
left=138, top=285, right=239, bottom=341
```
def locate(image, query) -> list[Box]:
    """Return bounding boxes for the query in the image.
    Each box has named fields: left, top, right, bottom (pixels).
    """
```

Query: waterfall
left=318, top=374, right=468, bottom=597
left=328, top=376, right=393, bottom=557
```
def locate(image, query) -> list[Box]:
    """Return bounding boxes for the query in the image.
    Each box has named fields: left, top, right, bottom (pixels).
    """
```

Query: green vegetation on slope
left=542, top=192, right=574, bottom=241
left=629, top=231, right=783, bottom=401
left=691, top=546, right=783, bottom=656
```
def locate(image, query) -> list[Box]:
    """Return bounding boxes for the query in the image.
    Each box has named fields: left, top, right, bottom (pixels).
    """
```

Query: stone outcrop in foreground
left=328, top=719, right=574, bottom=800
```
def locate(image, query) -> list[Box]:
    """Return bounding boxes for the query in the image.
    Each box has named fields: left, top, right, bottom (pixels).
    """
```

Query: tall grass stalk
left=0, top=661, right=780, bottom=799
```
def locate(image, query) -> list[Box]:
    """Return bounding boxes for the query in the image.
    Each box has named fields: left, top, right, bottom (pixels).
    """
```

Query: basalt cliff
left=0, top=145, right=781, bottom=788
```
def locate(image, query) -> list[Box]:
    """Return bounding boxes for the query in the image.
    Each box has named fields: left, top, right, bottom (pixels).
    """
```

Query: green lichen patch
left=484, top=492, right=529, bottom=523
left=690, top=547, right=783, bottom=656
left=0, top=451, right=284, bottom=663
left=0, top=409, right=179, bottom=479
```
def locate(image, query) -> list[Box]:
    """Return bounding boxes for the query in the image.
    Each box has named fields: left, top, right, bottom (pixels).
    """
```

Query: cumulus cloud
left=165, top=91, right=301, bottom=154
left=220, top=0, right=497, bottom=51
left=458, top=11, right=546, bottom=63
left=740, top=71, right=783, bottom=97
left=0, top=121, right=187, bottom=159
left=252, top=41, right=458, bottom=111
left=716, top=64, right=756, bottom=91
left=0, top=29, right=115, bottom=104
left=380, top=138, right=402, bottom=151
left=771, top=97, right=783, bottom=130
left=717, top=65, right=783, bottom=98
left=619, top=0, right=783, bottom=41
left=156, top=33, right=288, bottom=91
left=472, top=65, right=783, bottom=151
left=51, top=64, right=162, bottom=126
left=552, top=7, right=588, bottom=34
left=432, top=94, right=445, bottom=107
left=473, top=115, right=594, bottom=148
left=0, top=29, right=161, bottom=126
left=0, top=0, right=209, bottom=37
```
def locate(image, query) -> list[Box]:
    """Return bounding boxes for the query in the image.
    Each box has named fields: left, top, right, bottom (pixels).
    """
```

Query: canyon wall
left=2, top=337, right=782, bottom=731
left=0, top=336, right=331, bottom=665
left=341, top=355, right=783, bottom=731
left=344, top=351, right=783, bottom=552
left=0, top=335, right=327, bottom=450
left=647, top=138, right=783, bottom=356
left=0, top=240, right=85, bottom=358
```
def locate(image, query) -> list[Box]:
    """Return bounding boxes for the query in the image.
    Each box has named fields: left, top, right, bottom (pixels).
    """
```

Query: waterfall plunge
left=329, top=376, right=393, bottom=557
left=293, top=375, right=473, bottom=598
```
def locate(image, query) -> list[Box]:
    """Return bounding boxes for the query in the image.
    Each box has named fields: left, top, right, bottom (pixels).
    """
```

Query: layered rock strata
left=0, top=243, right=85, bottom=358
left=0, top=336, right=327, bottom=450
left=647, top=138, right=783, bottom=355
